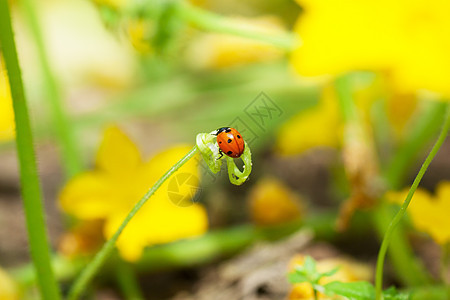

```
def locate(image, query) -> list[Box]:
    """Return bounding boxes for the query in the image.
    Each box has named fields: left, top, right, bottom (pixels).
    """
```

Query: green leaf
left=320, top=267, right=339, bottom=278
left=383, top=286, right=410, bottom=300
left=304, top=256, right=317, bottom=274
left=323, top=281, right=375, bottom=300
left=288, top=272, right=308, bottom=284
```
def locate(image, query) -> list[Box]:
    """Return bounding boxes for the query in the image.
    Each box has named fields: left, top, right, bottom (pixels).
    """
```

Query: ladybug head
left=215, top=127, right=231, bottom=135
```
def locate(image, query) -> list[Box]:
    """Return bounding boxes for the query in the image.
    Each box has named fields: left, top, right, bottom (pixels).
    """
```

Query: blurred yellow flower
left=276, top=75, right=415, bottom=156
left=127, top=19, right=153, bottom=54
left=386, top=181, right=450, bottom=245
left=288, top=255, right=372, bottom=300
left=92, top=0, right=126, bottom=10
left=277, top=80, right=382, bottom=229
left=0, top=266, right=19, bottom=300
left=0, top=60, right=15, bottom=142
left=185, top=16, right=285, bottom=69
left=59, top=126, right=208, bottom=261
left=276, top=85, right=342, bottom=155
left=58, top=220, right=104, bottom=258
left=385, top=92, right=418, bottom=140
left=248, top=177, right=303, bottom=226
left=292, top=0, right=450, bottom=97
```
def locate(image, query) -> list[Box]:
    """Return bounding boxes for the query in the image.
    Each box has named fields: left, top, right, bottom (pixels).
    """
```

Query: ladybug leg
left=217, top=149, right=224, bottom=160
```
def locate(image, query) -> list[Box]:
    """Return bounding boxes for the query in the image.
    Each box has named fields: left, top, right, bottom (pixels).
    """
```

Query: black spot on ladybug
left=219, top=141, right=222, bottom=144
left=227, top=151, right=233, bottom=155
left=225, top=128, right=231, bottom=133
left=227, top=139, right=232, bottom=143
left=237, top=135, right=241, bottom=139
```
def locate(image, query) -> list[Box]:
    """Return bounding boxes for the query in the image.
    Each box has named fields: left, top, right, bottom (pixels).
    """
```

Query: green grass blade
left=0, top=0, right=61, bottom=299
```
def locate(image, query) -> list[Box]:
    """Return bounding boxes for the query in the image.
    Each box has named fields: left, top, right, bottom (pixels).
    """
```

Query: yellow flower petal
left=0, top=62, right=15, bottom=142
left=292, top=0, right=450, bottom=97
left=386, top=183, right=450, bottom=245
left=248, top=177, right=303, bottom=226
left=139, top=144, right=200, bottom=189
left=292, top=0, right=397, bottom=76
left=0, top=267, right=19, bottom=300
left=59, top=171, right=126, bottom=219
left=127, top=19, right=153, bottom=54
left=105, top=198, right=208, bottom=261
left=276, top=86, right=342, bottom=155
left=96, top=126, right=142, bottom=175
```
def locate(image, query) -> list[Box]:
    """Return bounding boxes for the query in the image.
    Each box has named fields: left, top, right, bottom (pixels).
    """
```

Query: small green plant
left=288, top=256, right=410, bottom=300
left=288, top=256, right=338, bottom=299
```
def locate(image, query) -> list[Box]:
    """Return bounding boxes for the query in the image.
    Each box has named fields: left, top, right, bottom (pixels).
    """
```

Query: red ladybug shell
left=216, top=127, right=245, bottom=158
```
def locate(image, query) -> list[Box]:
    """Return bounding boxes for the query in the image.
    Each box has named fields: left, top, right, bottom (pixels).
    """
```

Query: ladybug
left=214, top=127, right=245, bottom=158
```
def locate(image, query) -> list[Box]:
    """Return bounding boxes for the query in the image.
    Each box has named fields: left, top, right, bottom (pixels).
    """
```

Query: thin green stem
left=173, top=1, right=298, bottom=50
left=67, top=146, right=198, bottom=300
left=313, top=288, right=318, bottom=300
left=334, top=75, right=358, bottom=123
left=372, top=205, right=430, bottom=286
left=0, top=1, right=61, bottom=299
left=115, top=259, right=145, bottom=300
left=335, top=74, right=431, bottom=287
left=375, top=104, right=450, bottom=300
left=20, top=0, right=83, bottom=178
left=384, top=101, right=447, bottom=189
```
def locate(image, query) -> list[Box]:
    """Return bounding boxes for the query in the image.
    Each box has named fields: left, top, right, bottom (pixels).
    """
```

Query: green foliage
left=288, top=256, right=338, bottom=299
left=383, top=286, right=410, bottom=300
left=288, top=256, right=338, bottom=286
left=288, top=256, right=411, bottom=300
left=410, top=285, right=450, bottom=300
left=0, top=0, right=62, bottom=298
left=323, top=281, right=375, bottom=300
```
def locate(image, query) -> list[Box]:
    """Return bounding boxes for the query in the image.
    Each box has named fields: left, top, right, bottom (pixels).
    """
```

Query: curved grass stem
left=173, top=1, right=298, bottom=51
left=336, top=74, right=433, bottom=287
left=375, top=103, right=450, bottom=300
left=0, top=1, right=61, bottom=299
left=67, top=146, right=198, bottom=300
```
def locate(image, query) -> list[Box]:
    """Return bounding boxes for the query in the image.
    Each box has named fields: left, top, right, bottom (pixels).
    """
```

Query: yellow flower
left=127, top=19, right=153, bottom=54
left=292, top=0, right=450, bottom=97
left=248, top=177, right=303, bottom=226
left=275, top=85, right=342, bottom=155
left=288, top=255, right=372, bottom=300
left=185, top=16, right=285, bottom=69
left=59, top=126, right=208, bottom=261
left=0, top=60, right=15, bottom=142
left=386, top=182, right=450, bottom=244
left=0, top=266, right=19, bottom=300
